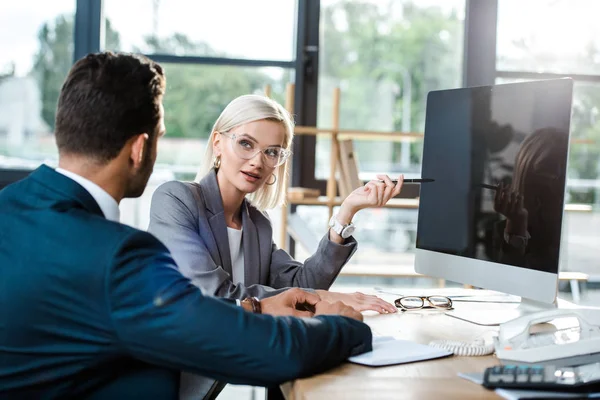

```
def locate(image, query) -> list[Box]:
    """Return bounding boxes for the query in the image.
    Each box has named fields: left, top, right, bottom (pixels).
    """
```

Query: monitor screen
left=416, top=79, right=572, bottom=277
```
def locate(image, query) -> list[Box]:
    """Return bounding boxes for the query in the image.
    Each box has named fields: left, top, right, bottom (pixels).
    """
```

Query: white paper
left=457, top=372, right=484, bottom=385
left=348, top=337, right=452, bottom=367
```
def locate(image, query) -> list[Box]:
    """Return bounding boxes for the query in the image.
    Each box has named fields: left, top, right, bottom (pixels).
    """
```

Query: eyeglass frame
left=394, top=295, right=453, bottom=311
left=218, top=131, right=291, bottom=168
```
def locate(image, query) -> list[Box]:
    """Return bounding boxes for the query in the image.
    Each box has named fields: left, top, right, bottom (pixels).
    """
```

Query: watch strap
left=242, top=296, right=262, bottom=314
left=329, top=215, right=355, bottom=238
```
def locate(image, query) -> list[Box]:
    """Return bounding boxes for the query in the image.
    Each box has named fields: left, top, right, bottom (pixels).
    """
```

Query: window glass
left=497, top=0, right=600, bottom=75
left=316, top=0, right=465, bottom=180
left=103, top=0, right=297, bottom=61
left=0, top=0, right=75, bottom=168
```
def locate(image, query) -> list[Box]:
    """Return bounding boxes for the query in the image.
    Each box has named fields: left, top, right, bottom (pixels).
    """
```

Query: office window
left=0, top=0, right=75, bottom=168
left=295, top=205, right=418, bottom=267
left=153, top=64, right=293, bottom=179
left=295, top=0, right=465, bottom=270
left=316, top=0, right=465, bottom=180
left=497, top=0, right=600, bottom=75
left=103, top=0, right=297, bottom=61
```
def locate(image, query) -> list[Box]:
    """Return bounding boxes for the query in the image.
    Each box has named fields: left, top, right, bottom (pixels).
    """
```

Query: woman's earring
left=213, top=155, right=221, bottom=169
left=266, top=173, right=277, bottom=186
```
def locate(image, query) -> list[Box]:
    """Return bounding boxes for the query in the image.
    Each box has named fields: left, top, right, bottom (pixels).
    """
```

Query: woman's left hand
left=316, top=290, right=397, bottom=314
left=337, top=174, right=404, bottom=223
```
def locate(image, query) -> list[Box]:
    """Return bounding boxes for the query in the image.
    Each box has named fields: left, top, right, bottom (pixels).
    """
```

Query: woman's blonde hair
left=195, top=94, right=294, bottom=210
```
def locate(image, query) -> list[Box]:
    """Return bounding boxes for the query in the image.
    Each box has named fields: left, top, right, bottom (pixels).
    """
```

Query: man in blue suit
left=0, top=52, right=371, bottom=398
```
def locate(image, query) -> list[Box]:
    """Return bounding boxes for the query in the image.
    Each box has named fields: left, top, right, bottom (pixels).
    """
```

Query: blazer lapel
left=241, top=200, right=261, bottom=285
left=207, top=213, right=232, bottom=276
left=185, top=181, right=223, bottom=268
left=199, top=170, right=232, bottom=277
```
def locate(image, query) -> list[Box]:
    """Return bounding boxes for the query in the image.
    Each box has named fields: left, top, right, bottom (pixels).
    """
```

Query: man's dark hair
left=55, top=52, right=166, bottom=161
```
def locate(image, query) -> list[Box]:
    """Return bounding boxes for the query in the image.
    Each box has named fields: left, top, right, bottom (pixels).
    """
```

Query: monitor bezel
left=414, top=79, right=573, bottom=305
left=415, top=248, right=558, bottom=303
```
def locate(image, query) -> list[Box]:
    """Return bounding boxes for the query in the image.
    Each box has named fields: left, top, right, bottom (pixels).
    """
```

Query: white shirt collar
left=55, top=167, right=121, bottom=222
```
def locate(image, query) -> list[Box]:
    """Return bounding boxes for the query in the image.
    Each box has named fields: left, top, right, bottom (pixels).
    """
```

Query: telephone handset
left=495, top=309, right=600, bottom=363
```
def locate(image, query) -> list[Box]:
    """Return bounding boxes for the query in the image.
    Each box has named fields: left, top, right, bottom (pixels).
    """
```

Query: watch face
left=508, top=235, right=527, bottom=247
left=342, top=225, right=355, bottom=239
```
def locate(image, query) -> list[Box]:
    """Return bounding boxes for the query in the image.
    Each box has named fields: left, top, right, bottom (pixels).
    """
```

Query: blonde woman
left=149, top=94, right=403, bottom=312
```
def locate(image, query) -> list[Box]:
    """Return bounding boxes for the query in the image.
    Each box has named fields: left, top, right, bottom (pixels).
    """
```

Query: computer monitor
left=415, top=78, right=573, bottom=324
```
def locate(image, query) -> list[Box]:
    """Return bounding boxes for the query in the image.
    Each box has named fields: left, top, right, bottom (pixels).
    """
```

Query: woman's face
left=214, top=119, right=286, bottom=194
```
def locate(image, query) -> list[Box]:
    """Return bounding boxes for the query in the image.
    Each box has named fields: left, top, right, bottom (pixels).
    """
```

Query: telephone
left=495, top=309, right=600, bottom=364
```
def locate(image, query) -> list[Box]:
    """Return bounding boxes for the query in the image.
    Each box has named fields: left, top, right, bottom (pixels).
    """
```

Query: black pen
left=379, top=178, right=435, bottom=184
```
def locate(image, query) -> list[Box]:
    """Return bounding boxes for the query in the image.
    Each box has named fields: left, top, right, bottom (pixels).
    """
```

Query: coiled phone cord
left=428, top=334, right=496, bottom=357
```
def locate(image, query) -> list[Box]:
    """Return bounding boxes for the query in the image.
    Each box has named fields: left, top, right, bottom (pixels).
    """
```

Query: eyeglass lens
left=428, top=296, right=452, bottom=307
left=233, top=136, right=287, bottom=167
left=398, top=296, right=424, bottom=309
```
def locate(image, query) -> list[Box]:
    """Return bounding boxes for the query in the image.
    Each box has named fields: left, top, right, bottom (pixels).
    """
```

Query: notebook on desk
left=348, top=336, right=452, bottom=367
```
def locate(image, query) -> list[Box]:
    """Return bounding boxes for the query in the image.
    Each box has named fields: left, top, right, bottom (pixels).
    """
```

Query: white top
left=227, top=227, right=245, bottom=285
left=55, top=167, right=120, bottom=222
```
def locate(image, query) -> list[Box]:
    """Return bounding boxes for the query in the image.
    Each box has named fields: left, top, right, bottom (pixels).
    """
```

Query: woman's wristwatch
left=329, top=215, right=356, bottom=239
left=503, top=231, right=531, bottom=248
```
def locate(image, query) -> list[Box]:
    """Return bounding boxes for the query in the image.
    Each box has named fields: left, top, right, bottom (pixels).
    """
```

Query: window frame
left=2, top=0, right=492, bottom=252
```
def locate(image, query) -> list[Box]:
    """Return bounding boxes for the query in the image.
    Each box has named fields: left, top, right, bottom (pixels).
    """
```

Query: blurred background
left=1, top=1, right=600, bottom=396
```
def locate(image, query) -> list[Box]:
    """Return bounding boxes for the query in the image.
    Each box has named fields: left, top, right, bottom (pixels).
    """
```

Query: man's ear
left=130, top=133, right=149, bottom=168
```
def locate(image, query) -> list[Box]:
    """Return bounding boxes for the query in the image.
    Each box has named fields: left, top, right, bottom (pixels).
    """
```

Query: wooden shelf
left=294, top=125, right=424, bottom=141
left=287, top=196, right=419, bottom=209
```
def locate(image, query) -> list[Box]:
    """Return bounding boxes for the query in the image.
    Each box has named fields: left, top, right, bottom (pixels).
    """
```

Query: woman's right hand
left=316, top=290, right=397, bottom=314
left=493, top=183, right=528, bottom=236
left=339, top=174, right=404, bottom=219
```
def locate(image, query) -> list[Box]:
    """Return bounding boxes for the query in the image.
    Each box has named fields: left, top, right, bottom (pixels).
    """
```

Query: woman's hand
left=336, top=174, right=404, bottom=225
left=493, top=182, right=528, bottom=236
left=316, top=290, right=397, bottom=314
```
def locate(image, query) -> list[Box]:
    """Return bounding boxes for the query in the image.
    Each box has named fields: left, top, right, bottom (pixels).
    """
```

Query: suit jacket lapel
left=241, top=200, right=261, bottom=285
left=199, top=170, right=232, bottom=276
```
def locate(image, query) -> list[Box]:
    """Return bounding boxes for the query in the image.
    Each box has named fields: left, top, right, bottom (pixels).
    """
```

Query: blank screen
left=416, top=79, right=573, bottom=274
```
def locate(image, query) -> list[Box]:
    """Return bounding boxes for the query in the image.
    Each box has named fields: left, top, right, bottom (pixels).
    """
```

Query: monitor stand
left=444, top=297, right=558, bottom=326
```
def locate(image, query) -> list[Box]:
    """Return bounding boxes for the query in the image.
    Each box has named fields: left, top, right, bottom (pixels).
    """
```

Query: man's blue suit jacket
left=0, top=165, right=372, bottom=398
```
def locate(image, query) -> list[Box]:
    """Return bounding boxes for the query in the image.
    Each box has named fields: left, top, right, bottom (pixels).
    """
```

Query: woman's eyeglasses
left=219, top=131, right=291, bottom=168
left=394, top=295, right=453, bottom=311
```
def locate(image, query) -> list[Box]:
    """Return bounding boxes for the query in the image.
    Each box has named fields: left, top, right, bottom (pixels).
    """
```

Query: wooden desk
left=282, top=289, right=516, bottom=400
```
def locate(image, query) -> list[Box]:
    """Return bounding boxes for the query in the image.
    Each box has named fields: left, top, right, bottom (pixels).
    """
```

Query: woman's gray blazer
left=148, top=169, right=357, bottom=300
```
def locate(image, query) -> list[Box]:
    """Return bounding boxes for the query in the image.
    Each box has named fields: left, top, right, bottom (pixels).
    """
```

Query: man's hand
left=260, top=288, right=320, bottom=317
left=314, top=300, right=364, bottom=322
left=316, top=290, right=397, bottom=314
